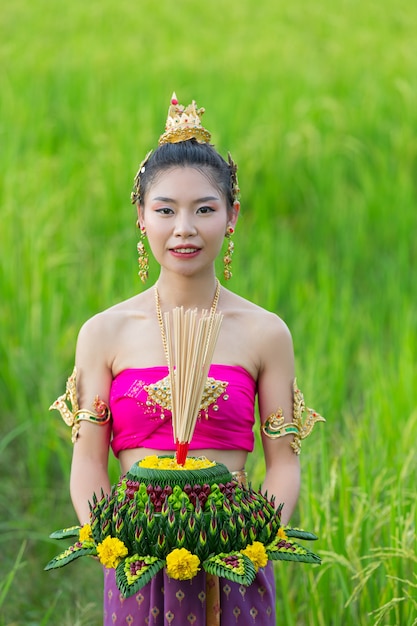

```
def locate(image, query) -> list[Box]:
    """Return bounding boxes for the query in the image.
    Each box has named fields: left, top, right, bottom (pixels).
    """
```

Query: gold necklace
left=154, top=278, right=221, bottom=365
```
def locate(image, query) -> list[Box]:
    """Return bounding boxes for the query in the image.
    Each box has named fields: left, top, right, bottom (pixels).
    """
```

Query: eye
left=197, top=206, right=215, bottom=214
left=156, top=207, right=174, bottom=215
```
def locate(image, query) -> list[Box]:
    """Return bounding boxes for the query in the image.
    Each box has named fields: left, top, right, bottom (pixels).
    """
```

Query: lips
left=170, top=246, right=201, bottom=255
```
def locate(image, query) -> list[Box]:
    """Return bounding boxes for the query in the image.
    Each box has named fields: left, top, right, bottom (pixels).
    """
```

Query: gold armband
left=261, top=379, right=325, bottom=454
left=49, top=366, right=111, bottom=443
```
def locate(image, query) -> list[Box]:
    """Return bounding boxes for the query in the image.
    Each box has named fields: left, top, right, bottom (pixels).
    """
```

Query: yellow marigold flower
left=96, top=536, right=128, bottom=569
left=139, top=455, right=215, bottom=471
left=277, top=527, right=288, bottom=541
left=79, top=524, right=93, bottom=543
left=166, top=548, right=200, bottom=580
left=184, top=457, right=215, bottom=470
left=241, top=541, right=268, bottom=571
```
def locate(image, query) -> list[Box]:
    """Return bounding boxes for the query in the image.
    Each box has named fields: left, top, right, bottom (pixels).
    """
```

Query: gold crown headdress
left=159, top=92, right=211, bottom=145
left=131, top=93, right=239, bottom=204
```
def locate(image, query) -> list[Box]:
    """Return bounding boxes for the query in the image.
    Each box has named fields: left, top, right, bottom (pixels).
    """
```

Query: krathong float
left=46, top=304, right=322, bottom=597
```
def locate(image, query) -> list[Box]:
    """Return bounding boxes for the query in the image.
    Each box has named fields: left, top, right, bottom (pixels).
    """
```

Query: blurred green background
left=1, top=0, right=416, bottom=624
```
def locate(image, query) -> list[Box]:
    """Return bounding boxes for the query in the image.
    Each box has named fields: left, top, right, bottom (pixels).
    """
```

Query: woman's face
left=139, top=166, right=239, bottom=278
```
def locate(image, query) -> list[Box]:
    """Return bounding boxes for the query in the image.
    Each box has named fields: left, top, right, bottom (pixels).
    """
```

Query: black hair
left=132, top=140, right=238, bottom=209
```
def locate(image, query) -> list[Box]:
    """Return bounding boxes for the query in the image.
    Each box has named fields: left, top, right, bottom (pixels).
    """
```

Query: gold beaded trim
left=145, top=375, right=228, bottom=420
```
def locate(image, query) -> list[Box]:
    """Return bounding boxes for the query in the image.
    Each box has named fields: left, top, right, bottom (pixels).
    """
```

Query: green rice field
left=1, top=0, right=416, bottom=623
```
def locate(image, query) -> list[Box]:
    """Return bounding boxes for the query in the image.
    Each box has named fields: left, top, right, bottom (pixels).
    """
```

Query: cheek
left=145, top=234, right=166, bottom=264
left=207, top=216, right=229, bottom=244
left=145, top=224, right=167, bottom=251
left=209, top=224, right=228, bottom=256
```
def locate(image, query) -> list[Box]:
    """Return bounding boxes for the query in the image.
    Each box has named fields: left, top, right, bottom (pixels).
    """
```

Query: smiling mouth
left=171, top=247, right=201, bottom=254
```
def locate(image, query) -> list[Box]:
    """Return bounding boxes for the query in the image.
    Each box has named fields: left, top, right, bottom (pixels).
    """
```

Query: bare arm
left=257, top=315, right=300, bottom=526
left=70, top=316, right=113, bottom=525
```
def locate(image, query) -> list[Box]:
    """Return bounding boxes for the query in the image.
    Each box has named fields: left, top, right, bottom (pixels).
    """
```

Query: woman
left=60, top=95, right=318, bottom=625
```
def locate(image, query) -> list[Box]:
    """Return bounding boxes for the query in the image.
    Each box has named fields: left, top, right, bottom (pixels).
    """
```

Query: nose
left=173, top=212, right=197, bottom=238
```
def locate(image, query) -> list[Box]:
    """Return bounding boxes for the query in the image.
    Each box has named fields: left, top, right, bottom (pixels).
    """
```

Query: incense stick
left=164, top=307, right=223, bottom=463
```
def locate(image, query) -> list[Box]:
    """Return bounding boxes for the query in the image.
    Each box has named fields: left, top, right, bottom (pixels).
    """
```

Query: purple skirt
left=103, top=563, right=275, bottom=625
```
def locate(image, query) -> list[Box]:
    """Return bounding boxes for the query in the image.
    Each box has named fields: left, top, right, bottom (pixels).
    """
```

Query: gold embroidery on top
left=145, top=375, right=228, bottom=419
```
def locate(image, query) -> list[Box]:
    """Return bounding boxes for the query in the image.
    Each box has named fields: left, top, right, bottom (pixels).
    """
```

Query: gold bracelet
left=49, top=367, right=111, bottom=443
left=231, top=469, right=248, bottom=488
left=261, top=379, right=325, bottom=454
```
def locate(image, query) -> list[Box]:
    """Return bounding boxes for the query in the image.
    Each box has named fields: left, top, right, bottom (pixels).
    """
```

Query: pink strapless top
left=109, top=364, right=256, bottom=457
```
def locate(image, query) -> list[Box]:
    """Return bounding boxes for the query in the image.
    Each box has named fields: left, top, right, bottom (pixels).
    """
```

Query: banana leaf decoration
left=45, top=458, right=322, bottom=598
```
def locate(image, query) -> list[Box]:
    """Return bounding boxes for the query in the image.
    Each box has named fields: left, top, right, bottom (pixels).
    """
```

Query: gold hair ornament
left=131, top=150, right=153, bottom=205
left=49, top=367, right=111, bottom=443
left=261, top=379, right=325, bottom=454
left=159, top=92, right=211, bottom=146
left=227, top=152, right=240, bottom=202
left=131, top=94, right=240, bottom=205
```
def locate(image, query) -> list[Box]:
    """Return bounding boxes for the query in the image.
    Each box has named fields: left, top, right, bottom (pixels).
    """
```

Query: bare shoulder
left=76, top=290, right=152, bottom=354
left=219, top=288, right=293, bottom=375
left=222, top=288, right=292, bottom=345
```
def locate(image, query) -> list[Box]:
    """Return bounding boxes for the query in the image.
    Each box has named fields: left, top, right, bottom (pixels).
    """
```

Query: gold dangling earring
left=223, top=226, right=234, bottom=280
left=136, top=222, right=149, bottom=283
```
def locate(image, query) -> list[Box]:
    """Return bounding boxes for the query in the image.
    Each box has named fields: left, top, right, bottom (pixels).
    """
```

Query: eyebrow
left=152, top=196, right=220, bottom=203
